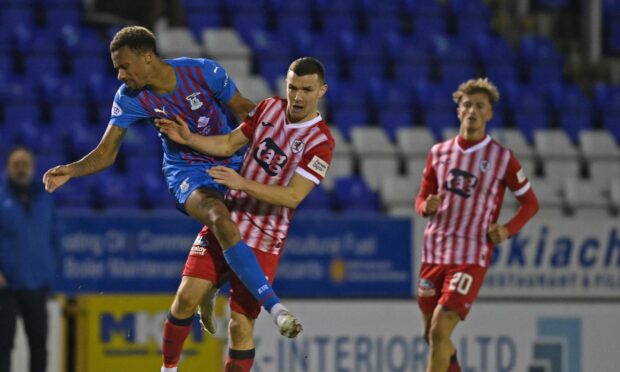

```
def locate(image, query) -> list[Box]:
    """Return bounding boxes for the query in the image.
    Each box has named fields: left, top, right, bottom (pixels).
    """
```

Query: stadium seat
left=491, top=128, right=537, bottom=174
left=233, top=75, right=272, bottom=104
left=41, top=75, right=86, bottom=104
left=602, top=113, right=620, bottom=143
left=94, top=172, right=141, bottom=210
left=222, top=0, right=265, bottom=13
left=24, top=56, right=61, bottom=76
left=268, top=0, right=312, bottom=14
left=0, top=8, right=34, bottom=30
left=378, top=109, right=414, bottom=140
left=579, top=129, right=620, bottom=159
left=53, top=177, right=95, bottom=209
left=122, top=125, right=163, bottom=155
left=379, top=175, right=418, bottom=210
left=330, top=107, right=369, bottom=138
left=333, top=176, right=380, bottom=213
left=51, top=105, right=88, bottom=125
left=593, top=83, right=620, bottom=114
left=202, top=29, right=252, bottom=59
left=186, top=11, right=223, bottom=39
left=396, top=127, right=436, bottom=159
left=514, top=112, right=549, bottom=143
left=350, top=127, right=397, bottom=157
left=359, top=157, right=399, bottom=190
left=232, top=12, right=268, bottom=41
left=548, top=83, right=592, bottom=114
left=45, top=8, right=81, bottom=29
left=558, top=112, right=592, bottom=144
left=329, top=127, right=352, bottom=156
left=564, top=178, right=610, bottom=218
left=71, top=56, right=109, bottom=81
left=533, top=129, right=580, bottom=181
left=315, top=0, right=358, bottom=13
left=4, top=105, right=41, bottom=125
left=423, top=110, right=459, bottom=140
left=529, top=178, right=566, bottom=218
left=217, top=57, right=251, bottom=79
left=157, top=27, right=202, bottom=58
left=366, top=15, right=402, bottom=35
left=296, top=186, right=333, bottom=214
left=60, top=27, right=107, bottom=56
left=322, top=154, right=354, bottom=191
left=274, top=13, right=312, bottom=34
left=611, top=178, right=620, bottom=211
left=406, top=157, right=426, bottom=179
left=321, top=13, right=358, bottom=34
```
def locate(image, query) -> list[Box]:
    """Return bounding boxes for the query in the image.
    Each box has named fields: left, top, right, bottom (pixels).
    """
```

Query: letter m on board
left=101, top=313, right=136, bottom=343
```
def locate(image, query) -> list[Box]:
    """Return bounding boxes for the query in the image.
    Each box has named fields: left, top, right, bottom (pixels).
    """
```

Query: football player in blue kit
left=42, top=28, right=302, bottom=368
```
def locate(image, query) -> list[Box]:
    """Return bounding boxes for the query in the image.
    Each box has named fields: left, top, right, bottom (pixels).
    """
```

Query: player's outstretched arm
left=155, top=116, right=248, bottom=157
left=43, top=125, right=126, bottom=192
left=209, top=166, right=315, bottom=209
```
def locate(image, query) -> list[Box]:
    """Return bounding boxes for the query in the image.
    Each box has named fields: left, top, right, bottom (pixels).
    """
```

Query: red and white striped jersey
left=228, top=97, right=334, bottom=255
left=418, top=135, right=531, bottom=267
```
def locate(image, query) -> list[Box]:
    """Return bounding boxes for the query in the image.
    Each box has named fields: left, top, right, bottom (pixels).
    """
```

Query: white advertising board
left=413, top=217, right=620, bottom=299
left=252, top=300, right=619, bottom=372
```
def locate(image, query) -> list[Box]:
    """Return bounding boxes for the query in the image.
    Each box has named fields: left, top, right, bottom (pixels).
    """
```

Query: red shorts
left=417, top=263, right=488, bottom=320
left=182, top=230, right=281, bottom=319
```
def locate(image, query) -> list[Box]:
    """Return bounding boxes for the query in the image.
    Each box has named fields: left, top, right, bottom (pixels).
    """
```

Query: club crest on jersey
left=479, top=160, right=490, bottom=172
left=186, top=92, right=203, bottom=110
left=291, top=139, right=304, bottom=154
left=254, top=138, right=288, bottom=176
left=111, top=102, right=123, bottom=117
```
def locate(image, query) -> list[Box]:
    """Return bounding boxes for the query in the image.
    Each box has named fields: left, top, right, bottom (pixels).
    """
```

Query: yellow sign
left=75, top=294, right=226, bottom=372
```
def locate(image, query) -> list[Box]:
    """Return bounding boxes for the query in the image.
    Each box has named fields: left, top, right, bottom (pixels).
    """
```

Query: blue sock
left=223, top=241, right=281, bottom=312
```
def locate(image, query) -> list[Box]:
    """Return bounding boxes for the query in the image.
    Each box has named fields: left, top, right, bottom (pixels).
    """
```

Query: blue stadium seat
left=593, top=83, right=620, bottom=114
left=424, top=110, right=459, bottom=140
left=331, top=108, right=369, bottom=138
left=412, top=15, right=446, bottom=38
left=360, top=0, right=400, bottom=16
left=349, top=62, right=385, bottom=81
left=602, top=113, right=620, bottom=143
left=296, top=186, right=332, bottom=214
left=367, top=79, right=412, bottom=110
left=222, top=0, right=265, bottom=12
left=88, top=75, right=120, bottom=104
left=292, top=32, right=340, bottom=70
left=534, top=0, right=570, bottom=8
left=0, top=8, right=34, bottom=30
left=515, top=112, right=549, bottom=142
left=141, top=170, right=173, bottom=210
left=558, top=112, right=591, bottom=143
left=60, top=26, right=107, bottom=56
left=5, top=104, right=40, bottom=125
left=527, top=64, right=563, bottom=87
left=274, top=13, right=312, bottom=34
left=393, top=62, right=432, bottom=83
left=321, top=13, right=358, bottom=34
left=24, top=55, right=61, bottom=76
left=41, top=75, right=86, bottom=104
left=35, top=154, right=67, bottom=180
left=378, top=109, right=414, bottom=140
left=122, top=125, right=162, bottom=155
left=520, top=35, right=563, bottom=64
left=0, top=77, right=39, bottom=104
left=51, top=105, right=88, bottom=125
left=126, top=155, right=162, bottom=176
left=548, top=83, right=591, bottom=114
left=66, top=122, right=101, bottom=154
left=326, top=79, right=367, bottom=109
left=232, top=12, right=268, bottom=40
left=15, top=30, right=60, bottom=55
left=333, top=176, right=380, bottom=213
left=474, top=34, right=517, bottom=64
left=366, top=15, right=402, bottom=35
left=94, top=172, right=141, bottom=210
left=502, top=82, right=547, bottom=113
left=438, top=63, right=477, bottom=87
left=71, top=55, right=109, bottom=80
left=187, top=10, right=223, bottom=39
left=182, top=0, right=221, bottom=11
left=45, top=8, right=81, bottom=29
left=54, top=177, right=95, bottom=209
left=414, top=82, right=454, bottom=111
left=484, top=64, right=519, bottom=85
left=315, top=0, right=357, bottom=13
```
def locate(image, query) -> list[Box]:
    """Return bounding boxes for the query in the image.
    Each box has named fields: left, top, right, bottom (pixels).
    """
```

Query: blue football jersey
left=109, top=57, right=240, bottom=168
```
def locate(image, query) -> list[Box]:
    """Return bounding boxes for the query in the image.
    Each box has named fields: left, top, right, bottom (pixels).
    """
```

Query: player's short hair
left=289, top=57, right=325, bottom=83
left=110, top=26, right=158, bottom=55
left=6, top=146, right=34, bottom=164
left=452, top=78, right=500, bottom=106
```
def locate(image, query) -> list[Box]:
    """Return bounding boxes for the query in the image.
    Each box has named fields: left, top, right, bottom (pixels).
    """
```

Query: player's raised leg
left=161, top=276, right=214, bottom=372
left=184, top=188, right=301, bottom=337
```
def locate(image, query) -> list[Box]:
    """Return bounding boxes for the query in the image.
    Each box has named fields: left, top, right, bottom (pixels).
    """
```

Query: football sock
left=447, top=351, right=461, bottom=372
left=223, top=240, right=281, bottom=312
left=161, top=312, right=193, bottom=368
left=225, top=348, right=255, bottom=372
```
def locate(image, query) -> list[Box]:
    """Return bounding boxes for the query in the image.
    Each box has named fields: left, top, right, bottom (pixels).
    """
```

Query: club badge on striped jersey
left=479, top=159, right=490, bottom=172
left=186, top=92, right=203, bottom=110
left=291, top=139, right=304, bottom=153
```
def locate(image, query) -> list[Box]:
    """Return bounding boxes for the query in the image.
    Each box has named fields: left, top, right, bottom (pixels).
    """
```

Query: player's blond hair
left=452, top=78, right=500, bottom=106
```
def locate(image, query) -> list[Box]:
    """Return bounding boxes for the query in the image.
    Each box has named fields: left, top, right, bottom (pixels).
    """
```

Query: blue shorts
left=163, top=157, right=242, bottom=212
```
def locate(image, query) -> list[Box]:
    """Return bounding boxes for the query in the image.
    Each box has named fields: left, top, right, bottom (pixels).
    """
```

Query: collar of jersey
left=151, top=60, right=181, bottom=98
left=456, top=134, right=491, bottom=153
left=285, top=112, right=322, bottom=129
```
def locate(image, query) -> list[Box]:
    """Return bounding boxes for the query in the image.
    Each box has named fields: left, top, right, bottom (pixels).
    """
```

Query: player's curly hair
left=452, top=78, right=500, bottom=106
left=110, top=26, right=158, bottom=55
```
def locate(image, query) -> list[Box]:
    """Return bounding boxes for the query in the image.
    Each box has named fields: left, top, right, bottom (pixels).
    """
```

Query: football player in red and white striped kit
left=155, top=57, right=333, bottom=372
left=415, top=78, right=539, bottom=372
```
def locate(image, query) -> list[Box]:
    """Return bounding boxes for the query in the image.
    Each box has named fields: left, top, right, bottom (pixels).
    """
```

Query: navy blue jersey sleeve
left=200, top=59, right=237, bottom=103
left=109, top=86, right=149, bottom=128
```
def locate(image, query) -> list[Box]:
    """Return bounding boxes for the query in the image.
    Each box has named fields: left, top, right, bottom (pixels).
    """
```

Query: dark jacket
left=0, top=179, right=59, bottom=290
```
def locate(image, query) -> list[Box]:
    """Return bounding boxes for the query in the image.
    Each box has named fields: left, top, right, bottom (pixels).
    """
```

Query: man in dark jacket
left=0, top=147, right=59, bottom=372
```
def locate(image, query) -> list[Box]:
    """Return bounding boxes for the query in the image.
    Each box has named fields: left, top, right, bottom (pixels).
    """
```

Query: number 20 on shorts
left=448, top=272, right=473, bottom=295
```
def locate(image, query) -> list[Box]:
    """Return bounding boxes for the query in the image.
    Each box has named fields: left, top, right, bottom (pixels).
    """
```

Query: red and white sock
left=225, top=348, right=255, bottom=372
left=161, top=312, right=193, bottom=369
